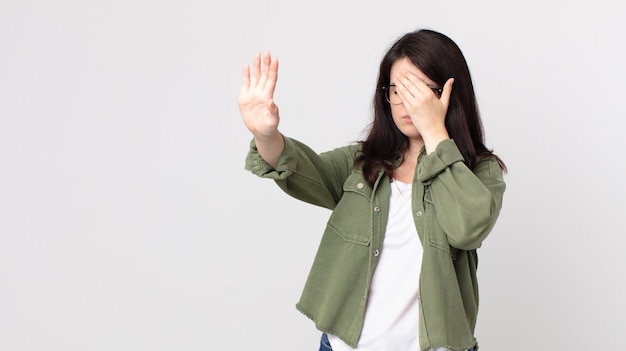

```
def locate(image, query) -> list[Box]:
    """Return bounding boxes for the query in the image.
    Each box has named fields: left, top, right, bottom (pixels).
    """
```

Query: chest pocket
left=326, top=172, right=372, bottom=246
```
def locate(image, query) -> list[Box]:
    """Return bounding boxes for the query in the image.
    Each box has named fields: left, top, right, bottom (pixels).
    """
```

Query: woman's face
left=388, top=57, right=439, bottom=141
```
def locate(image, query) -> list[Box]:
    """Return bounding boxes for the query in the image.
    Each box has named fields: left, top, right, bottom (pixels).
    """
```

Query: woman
left=238, top=29, right=506, bottom=351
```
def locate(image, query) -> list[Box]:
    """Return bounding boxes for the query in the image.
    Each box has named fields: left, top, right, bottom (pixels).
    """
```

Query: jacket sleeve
left=245, top=135, right=358, bottom=210
left=416, top=139, right=506, bottom=250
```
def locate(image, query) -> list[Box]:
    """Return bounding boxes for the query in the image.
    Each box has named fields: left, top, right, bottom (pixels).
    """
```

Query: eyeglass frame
left=381, top=84, right=443, bottom=104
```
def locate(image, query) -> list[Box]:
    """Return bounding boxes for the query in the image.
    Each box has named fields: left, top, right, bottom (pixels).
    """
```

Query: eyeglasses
left=382, top=84, right=443, bottom=104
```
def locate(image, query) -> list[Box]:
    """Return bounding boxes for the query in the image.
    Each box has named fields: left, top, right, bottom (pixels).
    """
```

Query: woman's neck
left=393, top=139, right=423, bottom=183
left=404, top=138, right=424, bottom=162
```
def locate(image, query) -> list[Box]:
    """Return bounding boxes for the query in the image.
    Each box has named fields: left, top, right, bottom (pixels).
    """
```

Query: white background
left=1, top=1, right=625, bottom=350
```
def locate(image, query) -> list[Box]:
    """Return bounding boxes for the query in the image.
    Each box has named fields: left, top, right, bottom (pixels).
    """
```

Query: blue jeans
left=319, top=333, right=332, bottom=351
left=318, top=333, right=477, bottom=351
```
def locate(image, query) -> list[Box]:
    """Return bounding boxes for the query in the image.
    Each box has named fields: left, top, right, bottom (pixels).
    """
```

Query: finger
left=260, top=51, right=271, bottom=85
left=264, top=55, right=279, bottom=95
left=401, top=70, right=433, bottom=98
left=395, top=72, right=427, bottom=105
left=250, top=52, right=261, bottom=86
left=240, top=64, right=251, bottom=94
left=440, top=78, right=455, bottom=108
left=393, top=73, right=412, bottom=103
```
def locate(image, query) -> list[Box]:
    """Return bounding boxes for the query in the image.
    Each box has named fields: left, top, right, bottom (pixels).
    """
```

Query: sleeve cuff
left=244, top=137, right=298, bottom=180
left=416, top=139, right=465, bottom=182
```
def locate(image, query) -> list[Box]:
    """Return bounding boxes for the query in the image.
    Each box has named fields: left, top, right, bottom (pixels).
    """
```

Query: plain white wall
left=1, top=0, right=625, bottom=350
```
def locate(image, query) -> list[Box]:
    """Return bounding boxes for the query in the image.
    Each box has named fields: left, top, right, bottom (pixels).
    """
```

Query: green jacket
left=245, top=136, right=506, bottom=351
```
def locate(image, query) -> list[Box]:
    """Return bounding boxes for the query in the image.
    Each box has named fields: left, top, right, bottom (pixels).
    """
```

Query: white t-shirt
left=328, top=179, right=422, bottom=351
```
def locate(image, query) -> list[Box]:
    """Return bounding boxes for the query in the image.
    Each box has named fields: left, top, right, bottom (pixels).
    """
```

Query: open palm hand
left=238, top=52, right=280, bottom=138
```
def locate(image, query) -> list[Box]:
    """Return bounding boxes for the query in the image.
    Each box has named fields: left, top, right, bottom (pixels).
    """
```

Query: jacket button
left=373, top=249, right=380, bottom=257
left=357, top=182, right=364, bottom=189
left=416, top=210, right=423, bottom=216
left=374, top=206, right=380, bottom=213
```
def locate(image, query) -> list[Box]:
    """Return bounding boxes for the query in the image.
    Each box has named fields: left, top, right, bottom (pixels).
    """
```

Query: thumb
left=440, top=78, right=455, bottom=108
left=266, top=99, right=279, bottom=116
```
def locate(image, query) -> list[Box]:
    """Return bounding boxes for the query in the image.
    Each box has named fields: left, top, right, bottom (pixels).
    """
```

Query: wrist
left=422, top=129, right=450, bottom=154
left=254, top=129, right=281, bottom=144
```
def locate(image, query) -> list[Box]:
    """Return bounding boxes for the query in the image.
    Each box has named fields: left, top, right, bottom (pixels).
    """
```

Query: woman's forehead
left=390, top=57, right=435, bottom=84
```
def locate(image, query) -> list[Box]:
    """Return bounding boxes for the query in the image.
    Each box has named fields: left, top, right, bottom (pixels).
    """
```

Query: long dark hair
left=357, top=29, right=506, bottom=185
